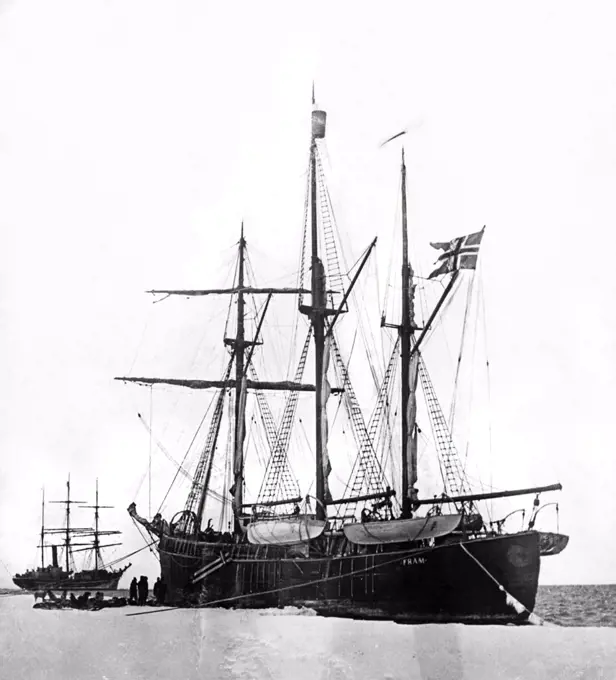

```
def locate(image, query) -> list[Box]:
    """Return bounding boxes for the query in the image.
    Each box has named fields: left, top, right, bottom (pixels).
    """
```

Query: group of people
left=32, top=573, right=168, bottom=610
left=33, top=589, right=127, bottom=610
left=128, top=575, right=167, bottom=606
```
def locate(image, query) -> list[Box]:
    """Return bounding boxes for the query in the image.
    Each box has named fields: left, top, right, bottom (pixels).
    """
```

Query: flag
left=428, top=227, right=485, bottom=279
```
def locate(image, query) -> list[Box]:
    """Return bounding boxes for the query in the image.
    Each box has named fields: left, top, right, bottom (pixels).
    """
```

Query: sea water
left=536, top=585, right=616, bottom=627
left=1, top=587, right=615, bottom=679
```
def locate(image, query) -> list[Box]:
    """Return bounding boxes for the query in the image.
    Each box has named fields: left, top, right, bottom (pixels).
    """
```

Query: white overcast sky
left=1, top=0, right=616, bottom=587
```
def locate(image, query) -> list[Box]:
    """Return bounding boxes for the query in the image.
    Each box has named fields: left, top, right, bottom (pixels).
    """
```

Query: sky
left=1, top=0, right=616, bottom=588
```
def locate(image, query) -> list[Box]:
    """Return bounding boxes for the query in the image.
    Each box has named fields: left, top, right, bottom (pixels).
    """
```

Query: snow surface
left=1, top=595, right=614, bottom=679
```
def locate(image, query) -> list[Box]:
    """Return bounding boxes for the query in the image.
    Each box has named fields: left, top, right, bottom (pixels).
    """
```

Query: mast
left=65, top=477, right=71, bottom=572
left=40, top=488, right=45, bottom=569
left=80, top=483, right=117, bottom=572
left=94, top=480, right=100, bottom=573
left=310, top=90, right=327, bottom=521
left=400, top=148, right=418, bottom=517
left=233, top=224, right=247, bottom=533
left=50, top=476, right=86, bottom=573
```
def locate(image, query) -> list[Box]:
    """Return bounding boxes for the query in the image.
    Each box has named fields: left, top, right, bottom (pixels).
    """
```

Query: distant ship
left=120, top=91, right=568, bottom=623
left=13, top=478, right=130, bottom=592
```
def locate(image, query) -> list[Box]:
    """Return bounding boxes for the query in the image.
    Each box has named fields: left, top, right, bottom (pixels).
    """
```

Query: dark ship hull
left=157, top=530, right=540, bottom=624
left=13, top=567, right=128, bottom=592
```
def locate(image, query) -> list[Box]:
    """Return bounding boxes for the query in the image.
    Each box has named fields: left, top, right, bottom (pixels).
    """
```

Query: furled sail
left=115, top=377, right=322, bottom=392
left=321, top=336, right=333, bottom=504
left=407, top=351, right=419, bottom=502
left=232, top=376, right=248, bottom=518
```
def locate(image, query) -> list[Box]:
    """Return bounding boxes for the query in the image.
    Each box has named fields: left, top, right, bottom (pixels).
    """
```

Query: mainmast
left=400, top=149, right=419, bottom=517
left=309, top=90, right=328, bottom=521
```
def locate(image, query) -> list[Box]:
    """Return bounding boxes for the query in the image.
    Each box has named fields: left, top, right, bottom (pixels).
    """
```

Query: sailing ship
left=120, top=94, right=568, bottom=623
left=13, top=478, right=131, bottom=591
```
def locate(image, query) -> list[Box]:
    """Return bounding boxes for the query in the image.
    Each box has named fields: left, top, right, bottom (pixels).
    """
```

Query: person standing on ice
left=129, top=577, right=138, bottom=604
left=153, top=577, right=161, bottom=603
left=137, top=575, right=149, bottom=605
left=158, top=578, right=167, bottom=605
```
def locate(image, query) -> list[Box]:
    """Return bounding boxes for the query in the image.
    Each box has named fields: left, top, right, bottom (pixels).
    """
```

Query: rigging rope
left=331, top=334, right=393, bottom=514
left=374, top=343, right=401, bottom=493
left=214, top=395, right=234, bottom=530
left=130, top=519, right=160, bottom=562
left=316, top=145, right=384, bottom=393
left=343, top=244, right=383, bottom=393
left=418, top=355, right=470, bottom=500
left=458, top=544, right=547, bottom=626
left=155, top=376, right=226, bottom=516
left=149, top=387, right=153, bottom=517
left=381, top=168, right=402, bottom=326
left=101, top=540, right=158, bottom=569
left=253, top=330, right=309, bottom=506
left=297, top=148, right=312, bottom=309
left=479, top=276, right=495, bottom=520
left=448, top=275, right=476, bottom=431
left=223, top=250, right=241, bottom=340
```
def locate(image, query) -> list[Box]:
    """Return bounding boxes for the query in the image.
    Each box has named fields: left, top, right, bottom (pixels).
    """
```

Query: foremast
left=232, top=225, right=248, bottom=532
left=118, top=228, right=317, bottom=536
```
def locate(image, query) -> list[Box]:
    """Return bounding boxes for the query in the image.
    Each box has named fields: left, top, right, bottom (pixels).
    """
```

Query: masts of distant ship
left=40, top=488, right=45, bottom=570
left=93, top=481, right=101, bottom=573
left=64, top=478, right=71, bottom=572
left=400, top=149, right=419, bottom=518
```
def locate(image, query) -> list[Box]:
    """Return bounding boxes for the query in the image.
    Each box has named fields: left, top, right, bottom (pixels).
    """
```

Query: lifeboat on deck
left=247, top=516, right=327, bottom=545
left=343, top=514, right=462, bottom=545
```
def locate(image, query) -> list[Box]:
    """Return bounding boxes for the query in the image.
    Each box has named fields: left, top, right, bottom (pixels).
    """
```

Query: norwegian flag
left=428, top=227, right=485, bottom=279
